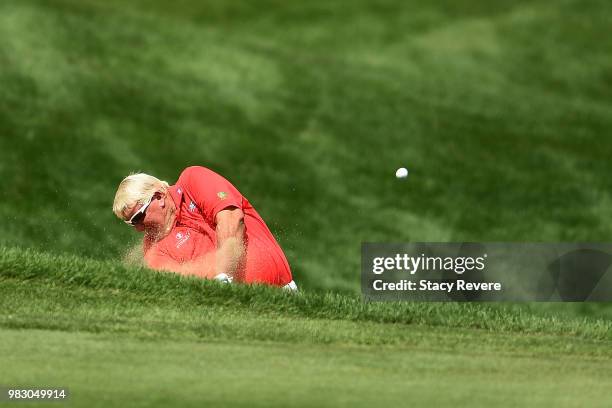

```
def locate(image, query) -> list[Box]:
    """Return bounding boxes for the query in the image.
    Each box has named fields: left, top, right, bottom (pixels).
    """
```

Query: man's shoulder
left=176, top=166, right=217, bottom=185
left=179, top=166, right=213, bottom=178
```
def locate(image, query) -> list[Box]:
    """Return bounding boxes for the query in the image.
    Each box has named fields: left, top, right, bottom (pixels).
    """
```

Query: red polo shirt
left=143, top=166, right=293, bottom=286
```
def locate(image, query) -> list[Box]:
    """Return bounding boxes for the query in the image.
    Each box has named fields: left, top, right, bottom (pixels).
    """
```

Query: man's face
left=124, top=192, right=167, bottom=233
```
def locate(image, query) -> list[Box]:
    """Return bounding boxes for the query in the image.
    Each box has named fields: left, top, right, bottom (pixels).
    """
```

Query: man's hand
left=215, top=207, right=246, bottom=281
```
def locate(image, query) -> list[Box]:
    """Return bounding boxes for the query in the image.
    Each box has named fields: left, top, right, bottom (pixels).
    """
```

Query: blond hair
left=113, top=173, right=169, bottom=220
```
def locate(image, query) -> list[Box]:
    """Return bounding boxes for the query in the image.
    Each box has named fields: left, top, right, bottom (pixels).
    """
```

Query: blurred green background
left=1, top=0, right=611, bottom=293
left=1, top=2, right=612, bottom=406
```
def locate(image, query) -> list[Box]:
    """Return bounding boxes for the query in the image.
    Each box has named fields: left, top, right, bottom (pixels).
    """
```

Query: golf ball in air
left=396, top=167, right=409, bottom=179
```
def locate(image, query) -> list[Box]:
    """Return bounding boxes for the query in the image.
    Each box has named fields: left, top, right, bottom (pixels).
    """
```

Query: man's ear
left=153, top=191, right=166, bottom=208
left=156, top=191, right=166, bottom=207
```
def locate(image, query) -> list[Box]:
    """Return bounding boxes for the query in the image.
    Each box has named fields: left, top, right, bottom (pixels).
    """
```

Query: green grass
left=2, top=247, right=612, bottom=339
left=2, top=330, right=612, bottom=408
left=1, top=247, right=612, bottom=407
left=1, top=0, right=612, bottom=292
left=1, top=0, right=612, bottom=406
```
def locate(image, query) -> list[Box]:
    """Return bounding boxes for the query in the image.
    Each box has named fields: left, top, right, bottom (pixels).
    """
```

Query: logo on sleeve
left=189, top=201, right=197, bottom=212
left=217, top=191, right=227, bottom=200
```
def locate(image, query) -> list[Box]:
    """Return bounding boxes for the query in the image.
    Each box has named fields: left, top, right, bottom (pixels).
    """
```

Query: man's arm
left=215, top=207, right=246, bottom=281
left=144, top=246, right=217, bottom=279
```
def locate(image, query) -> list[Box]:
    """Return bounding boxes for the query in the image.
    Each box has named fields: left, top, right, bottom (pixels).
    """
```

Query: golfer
left=113, top=166, right=297, bottom=289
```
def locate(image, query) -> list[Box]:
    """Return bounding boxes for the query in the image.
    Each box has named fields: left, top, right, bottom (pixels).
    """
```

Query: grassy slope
left=1, top=0, right=612, bottom=292
left=2, top=247, right=612, bottom=337
left=1, top=1, right=612, bottom=405
left=1, top=247, right=612, bottom=407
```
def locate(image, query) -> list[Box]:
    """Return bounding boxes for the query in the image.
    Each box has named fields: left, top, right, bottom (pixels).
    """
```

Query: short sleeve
left=182, top=166, right=243, bottom=224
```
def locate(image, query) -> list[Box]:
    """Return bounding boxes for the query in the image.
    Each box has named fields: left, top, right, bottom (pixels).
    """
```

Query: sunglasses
left=125, top=196, right=153, bottom=227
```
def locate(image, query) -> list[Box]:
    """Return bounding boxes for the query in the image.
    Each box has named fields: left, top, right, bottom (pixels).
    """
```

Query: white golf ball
left=395, top=167, right=409, bottom=179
